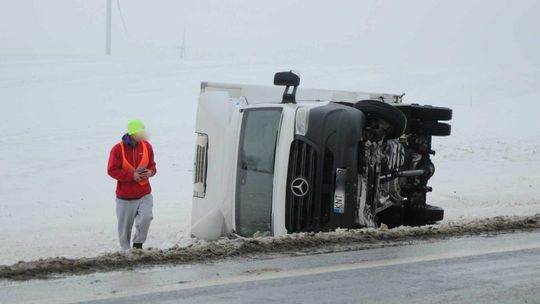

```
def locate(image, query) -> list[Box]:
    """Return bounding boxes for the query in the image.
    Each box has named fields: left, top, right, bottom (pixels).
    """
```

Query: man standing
left=107, top=119, right=156, bottom=250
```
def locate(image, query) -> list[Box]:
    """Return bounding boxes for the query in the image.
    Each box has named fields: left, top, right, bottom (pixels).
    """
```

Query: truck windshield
left=235, top=108, right=282, bottom=237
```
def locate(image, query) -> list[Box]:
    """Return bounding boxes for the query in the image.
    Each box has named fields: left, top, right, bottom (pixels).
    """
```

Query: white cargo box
left=201, top=82, right=404, bottom=104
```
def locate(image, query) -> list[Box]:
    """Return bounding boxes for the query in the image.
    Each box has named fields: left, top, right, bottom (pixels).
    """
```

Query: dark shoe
left=133, top=243, right=143, bottom=249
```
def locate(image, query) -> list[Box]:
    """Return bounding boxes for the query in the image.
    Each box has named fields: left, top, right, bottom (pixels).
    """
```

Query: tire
left=354, top=100, right=407, bottom=139
left=403, top=204, right=444, bottom=226
left=410, top=121, right=451, bottom=136
left=376, top=205, right=403, bottom=228
left=396, top=104, right=452, bottom=121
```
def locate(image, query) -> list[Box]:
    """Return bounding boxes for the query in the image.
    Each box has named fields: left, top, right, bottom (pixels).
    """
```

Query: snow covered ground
left=1, top=55, right=539, bottom=265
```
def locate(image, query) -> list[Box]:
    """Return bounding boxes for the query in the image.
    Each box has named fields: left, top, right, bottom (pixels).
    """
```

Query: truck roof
left=201, top=82, right=404, bottom=104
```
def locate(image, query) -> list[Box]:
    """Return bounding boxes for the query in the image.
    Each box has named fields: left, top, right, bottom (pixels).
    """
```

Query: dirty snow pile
left=1, top=213, right=538, bottom=281
left=1, top=56, right=540, bottom=265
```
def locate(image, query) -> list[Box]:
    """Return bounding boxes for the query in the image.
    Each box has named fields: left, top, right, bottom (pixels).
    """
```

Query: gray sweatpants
left=115, top=194, right=153, bottom=250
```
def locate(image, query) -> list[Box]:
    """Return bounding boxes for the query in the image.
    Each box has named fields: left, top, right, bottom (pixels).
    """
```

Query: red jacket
left=108, top=134, right=157, bottom=200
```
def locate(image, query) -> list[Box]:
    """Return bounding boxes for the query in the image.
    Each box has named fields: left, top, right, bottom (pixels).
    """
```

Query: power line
left=116, top=0, right=129, bottom=37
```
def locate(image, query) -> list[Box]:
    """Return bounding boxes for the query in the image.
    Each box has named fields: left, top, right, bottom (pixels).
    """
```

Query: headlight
left=295, top=107, right=310, bottom=135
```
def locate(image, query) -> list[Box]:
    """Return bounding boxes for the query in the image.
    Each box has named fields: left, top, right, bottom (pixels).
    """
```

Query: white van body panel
left=191, top=92, right=244, bottom=240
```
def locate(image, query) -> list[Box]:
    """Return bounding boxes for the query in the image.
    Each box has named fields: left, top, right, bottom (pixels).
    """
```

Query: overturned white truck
left=191, top=72, right=452, bottom=240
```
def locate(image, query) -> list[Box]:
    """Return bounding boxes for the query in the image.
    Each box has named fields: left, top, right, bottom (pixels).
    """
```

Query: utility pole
left=105, top=0, right=112, bottom=55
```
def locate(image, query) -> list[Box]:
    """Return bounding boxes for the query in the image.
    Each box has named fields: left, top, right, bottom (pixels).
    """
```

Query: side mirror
left=274, top=71, right=300, bottom=103
left=274, top=71, right=300, bottom=87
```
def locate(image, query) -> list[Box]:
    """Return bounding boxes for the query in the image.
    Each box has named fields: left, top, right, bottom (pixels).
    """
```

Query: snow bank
left=1, top=214, right=538, bottom=281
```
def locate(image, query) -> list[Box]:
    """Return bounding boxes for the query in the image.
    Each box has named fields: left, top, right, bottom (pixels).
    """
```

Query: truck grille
left=286, top=139, right=318, bottom=233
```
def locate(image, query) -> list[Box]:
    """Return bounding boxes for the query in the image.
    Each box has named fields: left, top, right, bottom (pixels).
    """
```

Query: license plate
left=333, top=168, right=347, bottom=214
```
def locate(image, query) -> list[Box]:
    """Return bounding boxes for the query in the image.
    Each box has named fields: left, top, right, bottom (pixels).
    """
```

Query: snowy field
left=1, top=56, right=539, bottom=265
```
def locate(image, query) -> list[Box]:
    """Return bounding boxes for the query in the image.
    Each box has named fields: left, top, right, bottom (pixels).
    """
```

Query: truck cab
left=191, top=72, right=452, bottom=240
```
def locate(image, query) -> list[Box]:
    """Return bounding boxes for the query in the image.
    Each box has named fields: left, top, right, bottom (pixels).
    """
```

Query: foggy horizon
left=1, top=0, right=539, bottom=68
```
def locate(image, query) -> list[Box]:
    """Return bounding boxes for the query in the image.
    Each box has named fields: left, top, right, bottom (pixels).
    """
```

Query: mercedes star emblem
left=291, top=177, right=309, bottom=197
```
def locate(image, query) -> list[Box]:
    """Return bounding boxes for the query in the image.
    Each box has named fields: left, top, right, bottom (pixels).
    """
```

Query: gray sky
left=1, top=0, right=538, bottom=67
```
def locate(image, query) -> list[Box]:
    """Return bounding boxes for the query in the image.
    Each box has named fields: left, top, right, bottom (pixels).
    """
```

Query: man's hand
left=139, top=169, right=153, bottom=179
left=133, top=171, right=143, bottom=182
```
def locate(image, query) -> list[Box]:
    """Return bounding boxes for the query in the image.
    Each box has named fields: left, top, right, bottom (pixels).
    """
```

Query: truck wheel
left=410, top=121, right=451, bottom=136
left=397, top=104, right=452, bottom=121
left=354, top=100, right=407, bottom=139
left=376, top=205, right=403, bottom=228
left=403, top=204, right=444, bottom=226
